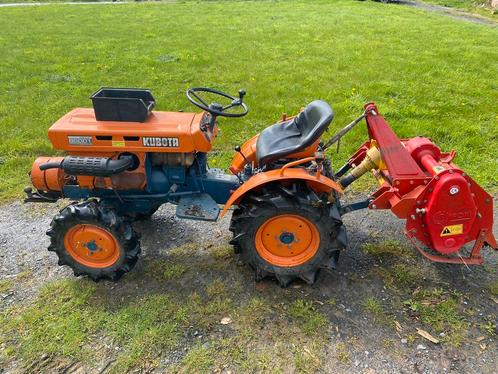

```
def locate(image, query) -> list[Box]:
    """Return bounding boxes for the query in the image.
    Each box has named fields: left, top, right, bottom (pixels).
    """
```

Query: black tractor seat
left=256, top=100, right=334, bottom=166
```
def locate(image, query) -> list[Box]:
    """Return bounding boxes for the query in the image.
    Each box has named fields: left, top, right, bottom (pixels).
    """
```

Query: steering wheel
left=186, top=87, right=249, bottom=118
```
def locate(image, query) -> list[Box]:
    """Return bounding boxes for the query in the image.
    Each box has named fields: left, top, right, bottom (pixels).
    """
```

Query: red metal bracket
left=404, top=228, right=494, bottom=265
left=440, top=149, right=456, bottom=164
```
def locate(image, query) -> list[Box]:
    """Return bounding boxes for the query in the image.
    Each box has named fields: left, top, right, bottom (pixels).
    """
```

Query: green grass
left=334, top=343, right=351, bottom=364
left=145, top=259, right=187, bottom=280
left=0, top=276, right=334, bottom=372
left=0, top=279, right=190, bottom=371
left=1, top=236, right=493, bottom=371
left=1, top=280, right=103, bottom=362
left=375, top=263, right=424, bottom=291
left=0, top=1, right=497, bottom=201
left=363, top=296, right=384, bottom=318
left=0, top=279, right=13, bottom=294
left=0, top=247, right=335, bottom=372
left=489, top=280, right=498, bottom=296
left=403, top=288, right=469, bottom=346
left=287, top=299, right=329, bottom=336
left=181, top=344, right=214, bottom=373
left=362, top=239, right=414, bottom=259
left=0, top=0, right=112, bottom=3
left=480, top=320, right=496, bottom=336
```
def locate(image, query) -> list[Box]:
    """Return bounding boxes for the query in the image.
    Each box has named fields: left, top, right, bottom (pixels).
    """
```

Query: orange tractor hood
left=48, top=108, right=214, bottom=153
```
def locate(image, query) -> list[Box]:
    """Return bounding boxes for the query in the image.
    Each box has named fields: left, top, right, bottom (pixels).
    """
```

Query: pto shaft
left=339, top=146, right=381, bottom=188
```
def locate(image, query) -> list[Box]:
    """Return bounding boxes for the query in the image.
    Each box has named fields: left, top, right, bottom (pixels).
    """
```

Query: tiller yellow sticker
left=440, top=224, right=463, bottom=237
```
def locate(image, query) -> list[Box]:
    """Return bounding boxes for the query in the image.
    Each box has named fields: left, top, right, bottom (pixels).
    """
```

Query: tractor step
left=176, top=193, right=220, bottom=221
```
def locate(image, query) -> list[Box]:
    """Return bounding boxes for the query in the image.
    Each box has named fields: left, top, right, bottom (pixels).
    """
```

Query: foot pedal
left=176, top=193, right=220, bottom=221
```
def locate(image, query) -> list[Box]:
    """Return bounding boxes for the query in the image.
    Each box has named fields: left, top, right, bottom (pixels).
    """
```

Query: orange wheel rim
left=255, top=214, right=320, bottom=267
left=64, top=224, right=120, bottom=268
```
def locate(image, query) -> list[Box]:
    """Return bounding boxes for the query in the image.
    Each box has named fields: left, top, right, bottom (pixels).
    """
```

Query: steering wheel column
left=207, top=103, right=224, bottom=130
left=186, top=87, right=249, bottom=131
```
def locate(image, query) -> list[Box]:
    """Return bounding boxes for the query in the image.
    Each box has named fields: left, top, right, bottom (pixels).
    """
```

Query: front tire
left=229, top=184, right=347, bottom=287
left=47, top=200, right=141, bottom=281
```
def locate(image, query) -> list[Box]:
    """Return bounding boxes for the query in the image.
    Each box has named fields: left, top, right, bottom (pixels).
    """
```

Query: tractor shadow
left=123, top=202, right=497, bottom=318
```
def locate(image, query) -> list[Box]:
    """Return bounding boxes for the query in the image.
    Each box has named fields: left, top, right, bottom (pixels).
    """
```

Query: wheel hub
left=279, top=232, right=295, bottom=245
left=64, top=224, right=120, bottom=268
left=255, top=214, right=320, bottom=267
left=85, top=240, right=99, bottom=252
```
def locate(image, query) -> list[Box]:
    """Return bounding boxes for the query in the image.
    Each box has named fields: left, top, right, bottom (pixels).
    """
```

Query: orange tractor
left=25, top=87, right=496, bottom=286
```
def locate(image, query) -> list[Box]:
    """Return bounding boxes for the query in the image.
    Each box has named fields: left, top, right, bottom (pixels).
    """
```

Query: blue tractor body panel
left=62, top=152, right=239, bottom=218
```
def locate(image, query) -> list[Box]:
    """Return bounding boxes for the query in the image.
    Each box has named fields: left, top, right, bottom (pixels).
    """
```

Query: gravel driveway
left=0, top=195, right=496, bottom=373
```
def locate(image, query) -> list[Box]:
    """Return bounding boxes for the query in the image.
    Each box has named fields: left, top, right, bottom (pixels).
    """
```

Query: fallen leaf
left=420, top=298, right=439, bottom=307
left=480, top=343, right=487, bottom=350
left=416, top=328, right=440, bottom=344
left=394, top=320, right=402, bottom=332
left=314, top=300, right=324, bottom=305
left=491, top=296, right=498, bottom=304
left=303, top=347, right=317, bottom=359
left=220, top=317, right=232, bottom=325
left=476, top=336, right=486, bottom=342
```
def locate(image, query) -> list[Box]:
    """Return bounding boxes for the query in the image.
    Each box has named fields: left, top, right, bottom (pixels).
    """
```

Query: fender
left=229, top=134, right=259, bottom=175
left=220, top=167, right=343, bottom=218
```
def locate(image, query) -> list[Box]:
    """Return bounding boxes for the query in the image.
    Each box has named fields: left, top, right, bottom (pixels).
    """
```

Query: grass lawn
left=0, top=0, right=497, bottom=202
left=0, top=0, right=111, bottom=3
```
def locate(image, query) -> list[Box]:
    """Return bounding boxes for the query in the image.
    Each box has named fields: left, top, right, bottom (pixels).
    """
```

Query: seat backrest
left=255, top=100, right=334, bottom=166
left=294, top=100, right=334, bottom=137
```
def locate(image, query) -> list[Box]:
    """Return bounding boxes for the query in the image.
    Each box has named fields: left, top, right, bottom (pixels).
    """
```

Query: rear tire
left=229, top=183, right=347, bottom=287
left=47, top=200, right=141, bottom=282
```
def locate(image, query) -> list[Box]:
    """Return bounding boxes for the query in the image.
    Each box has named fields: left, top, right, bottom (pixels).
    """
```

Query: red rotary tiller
left=335, top=103, right=496, bottom=265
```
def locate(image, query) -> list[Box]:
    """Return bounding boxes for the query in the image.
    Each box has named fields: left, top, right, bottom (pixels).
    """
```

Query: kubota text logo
left=143, top=137, right=179, bottom=147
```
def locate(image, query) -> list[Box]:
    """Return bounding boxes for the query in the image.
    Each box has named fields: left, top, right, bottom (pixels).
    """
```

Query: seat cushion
left=256, top=100, right=334, bottom=166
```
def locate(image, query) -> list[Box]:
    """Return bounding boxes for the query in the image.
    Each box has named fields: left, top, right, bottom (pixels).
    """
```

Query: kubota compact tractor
left=25, top=87, right=496, bottom=286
